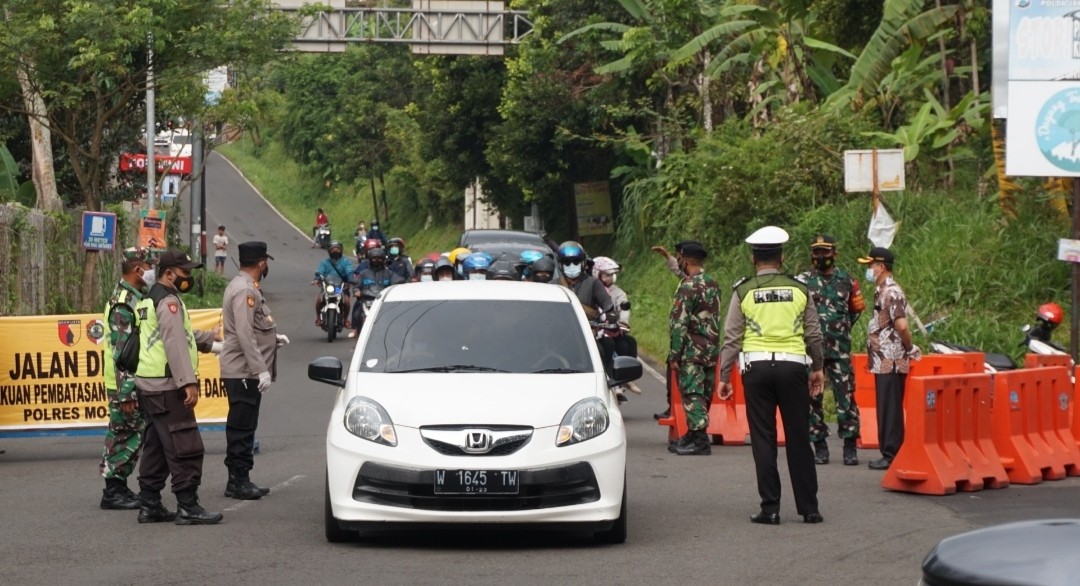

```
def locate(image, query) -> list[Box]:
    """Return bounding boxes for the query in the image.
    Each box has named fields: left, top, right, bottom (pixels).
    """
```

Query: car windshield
left=359, top=299, right=594, bottom=374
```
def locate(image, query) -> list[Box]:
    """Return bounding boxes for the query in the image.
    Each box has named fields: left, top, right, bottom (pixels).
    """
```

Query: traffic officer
left=718, top=226, right=825, bottom=525
left=220, top=242, right=288, bottom=500
left=796, top=234, right=865, bottom=466
left=134, top=250, right=223, bottom=525
left=667, top=242, right=721, bottom=455
left=99, top=247, right=156, bottom=510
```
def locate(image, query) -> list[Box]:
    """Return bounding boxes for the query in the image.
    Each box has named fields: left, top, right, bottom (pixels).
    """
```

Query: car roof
left=459, top=229, right=547, bottom=247
left=380, top=281, right=573, bottom=303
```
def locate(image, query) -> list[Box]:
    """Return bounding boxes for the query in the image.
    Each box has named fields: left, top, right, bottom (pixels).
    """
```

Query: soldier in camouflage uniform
left=99, top=247, right=156, bottom=510
left=796, top=235, right=865, bottom=466
left=667, top=242, right=721, bottom=456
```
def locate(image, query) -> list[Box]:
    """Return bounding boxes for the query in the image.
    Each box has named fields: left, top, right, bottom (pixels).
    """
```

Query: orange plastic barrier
left=1024, top=353, right=1072, bottom=369
left=1074, top=365, right=1080, bottom=450
left=704, top=367, right=750, bottom=446
left=657, top=365, right=689, bottom=443
left=1031, top=367, right=1080, bottom=477
left=882, top=373, right=1008, bottom=495
left=991, top=368, right=1076, bottom=484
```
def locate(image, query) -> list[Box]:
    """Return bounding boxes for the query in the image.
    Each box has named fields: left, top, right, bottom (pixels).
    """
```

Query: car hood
left=346, top=373, right=603, bottom=428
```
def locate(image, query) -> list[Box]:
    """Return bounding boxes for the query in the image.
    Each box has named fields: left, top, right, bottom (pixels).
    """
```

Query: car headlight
left=325, top=284, right=335, bottom=294
left=556, top=397, right=609, bottom=446
left=343, top=396, right=397, bottom=446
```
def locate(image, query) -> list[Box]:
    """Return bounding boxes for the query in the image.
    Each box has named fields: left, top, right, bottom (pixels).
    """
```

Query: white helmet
left=591, top=256, right=619, bottom=278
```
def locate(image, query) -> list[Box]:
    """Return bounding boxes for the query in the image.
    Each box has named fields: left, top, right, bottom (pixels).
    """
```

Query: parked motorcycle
left=930, top=303, right=1070, bottom=372
left=315, top=224, right=332, bottom=250
left=315, top=273, right=347, bottom=342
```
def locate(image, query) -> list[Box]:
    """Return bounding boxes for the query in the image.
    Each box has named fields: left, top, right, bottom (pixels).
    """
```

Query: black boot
left=101, top=477, right=141, bottom=510
left=667, top=432, right=692, bottom=453
left=843, top=438, right=859, bottom=466
left=225, top=471, right=263, bottom=500
left=175, top=489, right=224, bottom=525
left=814, top=440, right=830, bottom=465
left=137, top=490, right=177, bottom=523
left=675, top=430, right=712, bottom=455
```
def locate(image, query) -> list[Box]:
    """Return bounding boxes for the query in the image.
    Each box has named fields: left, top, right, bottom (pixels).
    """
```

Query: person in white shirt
left=213, top=226, right=228, bottom=275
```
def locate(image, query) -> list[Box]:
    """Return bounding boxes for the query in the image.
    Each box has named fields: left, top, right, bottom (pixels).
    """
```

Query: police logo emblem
left=168, top=302, right=179, bottom=314
left=86, top=319, right=106, bottom=345
left=57, top=319, right=82, bottom=346
left=247, top=295, right=256, bottom=308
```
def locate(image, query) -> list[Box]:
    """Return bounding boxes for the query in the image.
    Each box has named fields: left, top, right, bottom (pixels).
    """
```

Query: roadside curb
left=213, top=151, right=314, bottom=243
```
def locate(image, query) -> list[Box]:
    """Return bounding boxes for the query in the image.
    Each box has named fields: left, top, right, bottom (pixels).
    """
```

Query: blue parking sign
left=82, top=211, right=117, bottom=251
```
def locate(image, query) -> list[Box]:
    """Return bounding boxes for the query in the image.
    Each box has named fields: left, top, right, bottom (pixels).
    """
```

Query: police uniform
left=718, top=226, right=825, bottom=524
left=134, top=250, right=222, bottom=524
left=98, top=247, right=155, bottom=510
left=220, top=242, right=281, bottom=500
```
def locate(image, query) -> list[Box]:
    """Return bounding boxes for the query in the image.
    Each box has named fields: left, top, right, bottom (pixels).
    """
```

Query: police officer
left=718, top=226, right=825, bottom=525
left=99, top=247, right=156, bottom=510
left=134, top=250, right=223, bottom=525
left=220, top=242, right=288, bottom=500
left=796, top=234, right=865, bottom=466
left=667, top=242, right=721, bottom=455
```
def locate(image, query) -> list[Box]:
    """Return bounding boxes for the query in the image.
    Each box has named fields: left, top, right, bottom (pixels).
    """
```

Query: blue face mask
left=468, top=272, right=486, bottom=281
left=865, top=268, right=876, bottom=282
left=389, top=247, right=400, bottom=256
left=563, top=263, right=582, bottom=279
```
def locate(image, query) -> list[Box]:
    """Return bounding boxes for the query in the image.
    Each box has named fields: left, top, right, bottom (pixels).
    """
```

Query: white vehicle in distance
left=308, top=280, right=641, bottom=543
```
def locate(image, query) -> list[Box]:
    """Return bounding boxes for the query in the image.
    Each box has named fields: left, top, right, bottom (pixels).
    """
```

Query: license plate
left=434, top=469, right=520, bottom=495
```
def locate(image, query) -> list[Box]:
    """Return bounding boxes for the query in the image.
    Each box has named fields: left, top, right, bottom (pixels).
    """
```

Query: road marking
left=213, top=152, right=313, bottom=241
left=640, top=359, right=665, bottom=384
left=223, top=474, right=306, bottom=511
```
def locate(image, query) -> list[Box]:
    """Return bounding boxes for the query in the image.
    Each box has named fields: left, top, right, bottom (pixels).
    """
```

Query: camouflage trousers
left=679, top=362, right=715, bottom=432
left=809, top=358, right=860, bottom=442
left=99, top=391, right=145, bottom=481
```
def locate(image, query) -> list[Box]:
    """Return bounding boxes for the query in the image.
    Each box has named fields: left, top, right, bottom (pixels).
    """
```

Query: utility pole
left=146, top=36, right=156, bottom=210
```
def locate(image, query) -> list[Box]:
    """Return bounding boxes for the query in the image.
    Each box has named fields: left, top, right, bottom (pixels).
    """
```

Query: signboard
left=119, top=153, right=193, bottom=176
left=843, top=149, right=905, bottom=192
left=138, top=209, right=167, bottom=250
left=574, top=181, right=614, bottom=237
left=1059, top=238, right=1080, bottom=262
left=992, top=0, right=1009, bottom=118
left=0, top=309, right=228, bottom=432
left=1005, top=81, right=1080, bottom=176
left=162, top=175, right=181, bottom=201
left=81, top=212, right=116, bottom=251
left=1007, top=1, right=1080, bottom=81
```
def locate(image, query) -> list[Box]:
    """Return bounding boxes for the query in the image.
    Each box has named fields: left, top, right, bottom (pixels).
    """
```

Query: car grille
left=352, top=461, right=600, bottom=511
left=420, top=425, right=533, bottom=457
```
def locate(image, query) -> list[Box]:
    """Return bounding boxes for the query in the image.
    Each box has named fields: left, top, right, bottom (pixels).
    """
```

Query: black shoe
left=224, top=475, right=263, bottom=500
left=868, top=457, right=892, bottom=470
left=814, top=440, right=830, bottom=465
left=803, top=512, right=824, bottom=524
left=175, top=490, right=223, bottom=525
left=137, top=493, right=177, bottom=524
left=843, top=438, right=858, bottom=466
left=653, top=408, right=671, bottom=421
left=667, top=433, right=689, bottom=453
left=101, top=479, right=141, bottom=510
left=675, top=431, right=711, bottom=455
left=750, top=511, right=780, bottom=525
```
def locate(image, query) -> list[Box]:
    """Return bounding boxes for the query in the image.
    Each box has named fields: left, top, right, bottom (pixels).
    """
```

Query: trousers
left=137, top=388, right=205, bottom=494
left=744, top=360, right=818, bottom=515
left=875, top=373, right=906, bottom=460
left=223, top=378, right=262, bottom=474
left=99, top=390, right=145, bottom=480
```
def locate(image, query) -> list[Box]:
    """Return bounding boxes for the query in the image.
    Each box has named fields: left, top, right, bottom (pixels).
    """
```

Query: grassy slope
left=220, top=140, right=1073, bottom=366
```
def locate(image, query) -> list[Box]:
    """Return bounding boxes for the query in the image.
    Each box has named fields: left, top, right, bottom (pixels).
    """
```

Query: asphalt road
left=3, top=152, right=1079, bottom=585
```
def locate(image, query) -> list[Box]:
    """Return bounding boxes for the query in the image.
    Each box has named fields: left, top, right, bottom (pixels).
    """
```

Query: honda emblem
left=464, top=431, right=491, bottom=453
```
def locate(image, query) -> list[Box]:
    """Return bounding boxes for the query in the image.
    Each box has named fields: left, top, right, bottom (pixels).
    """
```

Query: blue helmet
left=462, top=253, right=491, bottom=274
left=557, top=241, right=585, bottom=264
left=519, top=249, right=544, bottom=265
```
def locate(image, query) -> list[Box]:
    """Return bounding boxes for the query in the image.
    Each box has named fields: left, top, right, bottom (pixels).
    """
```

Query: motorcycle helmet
left=362, top=238, right=382, bottom=253
left=557, top=241, right=586, bottom=279
left=368, top=247, right=387, bottom=268
left=433, top=258, right=456, bottom=281
left=519, top=249, right=544, bottom=266
left=530, top=257, right=556, bottom=283
left=328, top=241, right=344, bottom=259
left=449, top=247, right=471, bottom=265
left=591, top=256, right=619, bottom=279
left=388, top=237, right=405, bottom=256
left=415, top=258, right=436, bottom=282
left=1037, top=303, right=1064, bottom=328
left=477, top=250, right=494, bottom=265
left=462, top=253, right=491, bottom=280
left=486, top=258, right=517, bottom=281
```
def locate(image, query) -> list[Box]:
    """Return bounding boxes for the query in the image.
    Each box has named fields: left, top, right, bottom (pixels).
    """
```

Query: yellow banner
left=574, top=181, right=614, bottom=236
left=0, top=309, right=228, bottom=431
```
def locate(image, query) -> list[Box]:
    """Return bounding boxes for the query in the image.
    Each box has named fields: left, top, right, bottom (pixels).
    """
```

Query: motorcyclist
left=462, top=253, right=491, bottom=281
left=366, top=219, right=388, bottom=247
left=593, top=256, right=639, bottom=399
left=529, top=257, right=556, bottom=283
left=449, top=247, right=472, bottom=278
left=311, top=208, right=330, bottom=248
left=386, top=237, right=414, bottom=280
left=558, top=241, right=618, bottom=379
left=433, top=258, right=457, bottom=282
left=312, top=240, right=354, bottom=327
left=517, top=249, right=545, bottom=281
left=413, top=258, right=436, bottom=282
left=349, top=247, right=405, bottom=338
left=353, top=237, right=382, bottom=273
left=487, top=257, right=518, bottom=281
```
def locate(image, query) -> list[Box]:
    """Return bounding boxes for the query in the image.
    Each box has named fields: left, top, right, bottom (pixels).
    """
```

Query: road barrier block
left=1031, top=367, right=1080, bottom=477
left=1024, top=354, right=1072, bottom=369
left=705, top=367, right=750, bottom=446
left=657, top=365, right=689, bottom=443
left=1074, top=366, right=1080, bottom=451
left=992, top=369, right=1066, bottom=484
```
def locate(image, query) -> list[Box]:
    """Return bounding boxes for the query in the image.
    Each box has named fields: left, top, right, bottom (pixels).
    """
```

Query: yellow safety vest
left=736, top=274, right=809, bottom=355
left=135, top=285, right=198, bottom=380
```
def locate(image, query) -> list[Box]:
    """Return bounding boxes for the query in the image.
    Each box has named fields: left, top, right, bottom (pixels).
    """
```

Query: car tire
left=325, top=471, right=358, bottom=543
left=325, top=308, right=338, bottom=343
left=593, top=480, right=627, bottom=544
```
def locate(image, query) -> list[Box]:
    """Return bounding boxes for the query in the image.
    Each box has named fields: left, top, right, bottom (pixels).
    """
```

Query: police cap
left=157, top=249, right=203, bottom=271
left=238, top=241, right=274, bottom=264
left=745, top=226, right=789, bottom=251
left=675, top=240, right=701, bottom=254
left=857, top=246, right=894, bottom=266
left=681, top=242, right=708, bottom=259
left=810, top=234, right=836, bottom=250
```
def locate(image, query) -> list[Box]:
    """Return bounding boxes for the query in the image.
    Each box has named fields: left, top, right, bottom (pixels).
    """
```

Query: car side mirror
left=608, top=355, right=643, bottom=387
left=309, top=356, right=345, bottom=387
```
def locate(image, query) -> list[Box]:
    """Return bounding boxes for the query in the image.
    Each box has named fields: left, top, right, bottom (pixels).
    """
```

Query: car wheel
left=325, top=471, right=357, bottom=543
left=593, top=480, right=627, bottom=544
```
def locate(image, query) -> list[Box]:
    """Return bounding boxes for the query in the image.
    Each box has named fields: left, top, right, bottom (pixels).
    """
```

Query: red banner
left=119, top=153, right=193, bottom=175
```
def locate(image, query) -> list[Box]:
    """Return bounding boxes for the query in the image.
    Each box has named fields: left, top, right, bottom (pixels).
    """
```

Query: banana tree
left=0, top=143, right=35, bottom=206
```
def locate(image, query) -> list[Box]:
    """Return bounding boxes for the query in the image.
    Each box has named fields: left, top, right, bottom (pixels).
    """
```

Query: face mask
left=866, top=268, right=876, bottom=282
left=173, top=272, right=194, bottom=293
left=420, top=274, right=433, bottom=282
left=609, top=273, right=617, bottom=284
left=438, top=274, right=454, bottom=282
left=330, top=251, right=342, bottom=260
left=468, top=272, right=486, bottom=281
left=140, top=267, right=156, bottom=288
left=534, top=273, right=552, bottom=283
left=261, top=262, right=269, bottom=280
left=563, top=263, right=582, bottom=279
left=371, top=260, right=385, bottom=270
left=813, top=256, right=834, bottom=271
left=389, top=247, right=400, bottom=256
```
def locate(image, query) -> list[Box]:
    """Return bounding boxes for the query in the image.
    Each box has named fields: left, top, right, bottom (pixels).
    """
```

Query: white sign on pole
left=843, top=149, right=905, bottom=193
left=1058, top=238, right=1080, bottom=263
left=1005, top=81, right=1080, bottom=177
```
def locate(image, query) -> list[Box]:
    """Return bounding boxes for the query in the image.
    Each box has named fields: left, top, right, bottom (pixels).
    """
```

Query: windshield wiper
left=394, top=364, right=509, bottom=373
left=531, top=368, right=586, bottom=374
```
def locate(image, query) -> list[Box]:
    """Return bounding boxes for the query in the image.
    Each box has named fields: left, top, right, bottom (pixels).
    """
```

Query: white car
left=308, top=281, right=642, bottom=543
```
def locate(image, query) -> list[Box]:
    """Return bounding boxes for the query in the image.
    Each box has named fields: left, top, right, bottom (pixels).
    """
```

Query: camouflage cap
left=122, top=247, right=156, bottom=265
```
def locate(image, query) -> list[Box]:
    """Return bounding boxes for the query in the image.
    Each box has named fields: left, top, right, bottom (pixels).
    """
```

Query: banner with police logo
left=0, top=309, right=228, bottom=431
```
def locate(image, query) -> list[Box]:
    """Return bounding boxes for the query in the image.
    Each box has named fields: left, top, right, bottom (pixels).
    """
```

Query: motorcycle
left=351, top=284, right=385, bottom=335
left=314, top=224, right=332, bottom=250
left=315, top=273, right=347, bottom=342
left=928, top=340, right=1018, bottom=373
